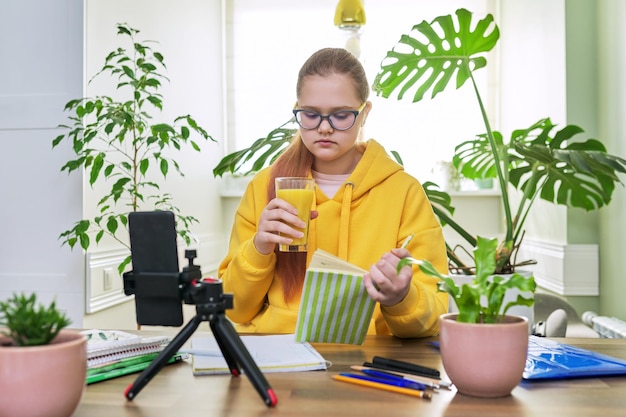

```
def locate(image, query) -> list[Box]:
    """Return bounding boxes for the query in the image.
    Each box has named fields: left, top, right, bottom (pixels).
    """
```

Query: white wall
left=81, top=0, right=226, bottom=327
left=0, top=0, right=85, bottom=325
left=0, top=0, right=226, bottom=330
left=498, top=0, right=569, bottom=246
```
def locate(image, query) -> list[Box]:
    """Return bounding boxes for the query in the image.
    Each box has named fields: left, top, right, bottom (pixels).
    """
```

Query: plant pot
left=0, top=330, right=87, bottom=417
left=439, top=313, right=529, bottom=398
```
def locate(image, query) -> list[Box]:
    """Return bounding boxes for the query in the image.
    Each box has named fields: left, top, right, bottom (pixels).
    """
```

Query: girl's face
left=296, top=73, right=370, bottom=175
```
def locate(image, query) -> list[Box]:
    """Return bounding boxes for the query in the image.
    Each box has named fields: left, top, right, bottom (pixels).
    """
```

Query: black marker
left=370, top=356, right=440, bottom=379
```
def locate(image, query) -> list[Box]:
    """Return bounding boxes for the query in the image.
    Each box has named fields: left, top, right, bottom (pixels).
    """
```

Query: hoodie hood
left=345, top=139, right=403, bottom=200
left=319, top=139, right=403, bottom=259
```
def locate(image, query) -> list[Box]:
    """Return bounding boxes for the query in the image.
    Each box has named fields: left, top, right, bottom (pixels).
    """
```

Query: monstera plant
left=373, top=8, right=626, bottom=274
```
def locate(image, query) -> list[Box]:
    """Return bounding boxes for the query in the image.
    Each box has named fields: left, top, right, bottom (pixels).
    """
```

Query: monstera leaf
left=454, top=117, right=626, bottom=212
left=423, top=181, right=475, bottom=245
left=372, top=8, right=499, bottom=102
left=422, top=181, right=455, bottom=221
left=213, top=120, right=297, bottom=177
left=510, top=120, right=625, bottom=210
left=452, top=130, right=506, bottom=181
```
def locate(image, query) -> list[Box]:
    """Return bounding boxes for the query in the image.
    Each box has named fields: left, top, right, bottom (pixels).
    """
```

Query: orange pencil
left=332, top=374, right=432, bottom=400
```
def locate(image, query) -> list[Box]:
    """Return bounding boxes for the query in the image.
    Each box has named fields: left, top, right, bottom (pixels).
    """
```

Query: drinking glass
left=275, top=177, right=315, bottom=252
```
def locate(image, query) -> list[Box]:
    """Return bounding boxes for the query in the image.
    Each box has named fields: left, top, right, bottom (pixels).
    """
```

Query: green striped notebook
left=295, top=250, right=376, bottom=345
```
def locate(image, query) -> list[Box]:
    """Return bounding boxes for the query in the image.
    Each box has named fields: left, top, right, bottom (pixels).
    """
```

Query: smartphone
left=126, top=211, right=183, bottom=326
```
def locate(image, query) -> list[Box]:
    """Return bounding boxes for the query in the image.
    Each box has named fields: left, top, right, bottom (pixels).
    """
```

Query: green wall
left=500, top=0, right=626, bottom=320
left=566, top=0, right=626, bottom=319
left=596, top=0, right=626, bottom=319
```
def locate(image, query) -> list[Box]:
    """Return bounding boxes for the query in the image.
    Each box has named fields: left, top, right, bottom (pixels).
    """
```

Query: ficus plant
left=398, top=236, right=536, bottom=324
left=0, top=293, right=71, bottom=347
left=373, top=8, right=626, bottom=274
left=53, top=24, right=215, bottom=273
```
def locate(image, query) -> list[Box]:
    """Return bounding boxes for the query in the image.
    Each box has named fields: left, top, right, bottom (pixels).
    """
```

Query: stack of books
left=82, top=329, right=187, bottom=384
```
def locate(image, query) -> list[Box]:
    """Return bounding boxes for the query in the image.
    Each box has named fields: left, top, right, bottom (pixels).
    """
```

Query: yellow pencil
left=332, top=374, right=432, bottom=400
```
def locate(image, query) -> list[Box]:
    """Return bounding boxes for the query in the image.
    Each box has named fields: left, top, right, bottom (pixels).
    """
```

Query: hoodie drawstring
left=338, top=182, right=354, bottom=259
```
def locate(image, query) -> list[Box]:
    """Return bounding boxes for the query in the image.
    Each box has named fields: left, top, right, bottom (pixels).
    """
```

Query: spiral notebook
left=190, top=334, right=328, bottom=375
left=81, top=329, right=170, bottom=367
left=523, top=336, right=626, bottom=380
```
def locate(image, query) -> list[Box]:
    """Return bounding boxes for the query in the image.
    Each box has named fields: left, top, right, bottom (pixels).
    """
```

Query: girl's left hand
left=363, top=248, right=412, bottom=306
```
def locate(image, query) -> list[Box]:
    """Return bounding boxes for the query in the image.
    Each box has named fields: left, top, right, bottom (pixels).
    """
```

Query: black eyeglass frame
left=292, top=102, right=366, bottom=131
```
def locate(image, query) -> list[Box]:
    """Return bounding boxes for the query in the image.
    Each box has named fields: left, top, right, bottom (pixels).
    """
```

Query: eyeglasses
left=292, top=102, right=366, bottom=131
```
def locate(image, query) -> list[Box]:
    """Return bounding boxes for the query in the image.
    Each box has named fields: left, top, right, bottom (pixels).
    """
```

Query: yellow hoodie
left=219, top=139, right=448, bottom=338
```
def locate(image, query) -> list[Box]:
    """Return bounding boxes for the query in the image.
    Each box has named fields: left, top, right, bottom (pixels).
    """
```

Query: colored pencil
left=351, top=365, right=451, bottom=389
left=332, top=374, right=432, bottom=399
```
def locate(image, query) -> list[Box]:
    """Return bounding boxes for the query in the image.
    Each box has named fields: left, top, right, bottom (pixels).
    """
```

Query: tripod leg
left=211, top=319, right=242, bottom=376
left=125, top=314, right=203, bottom=400
left=210, top=315, right=278, bottom=407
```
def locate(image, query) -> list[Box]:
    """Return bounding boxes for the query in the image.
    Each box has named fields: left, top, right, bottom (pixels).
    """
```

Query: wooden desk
left=75, top=335, right=626, bottom=417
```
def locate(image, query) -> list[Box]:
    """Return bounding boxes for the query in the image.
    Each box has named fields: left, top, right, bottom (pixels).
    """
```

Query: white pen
left=179, top=349, right=224, bottom=357
left=400, top=233, right=415, bottom=249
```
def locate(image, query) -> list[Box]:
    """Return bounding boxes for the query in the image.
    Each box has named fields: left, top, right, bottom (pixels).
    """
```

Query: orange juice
left=275, top=179, right=315, bottom=252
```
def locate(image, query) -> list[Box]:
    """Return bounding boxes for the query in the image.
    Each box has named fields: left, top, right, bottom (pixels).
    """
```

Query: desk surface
left=75, top=334, right=626, bottom=417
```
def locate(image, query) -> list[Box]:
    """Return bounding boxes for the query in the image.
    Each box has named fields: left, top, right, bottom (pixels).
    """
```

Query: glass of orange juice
left=275, top=177, right=315, bottom=252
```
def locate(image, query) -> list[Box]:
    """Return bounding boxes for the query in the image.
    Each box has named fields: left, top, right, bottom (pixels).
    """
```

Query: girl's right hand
left=254, top=197, right=315, bottom=255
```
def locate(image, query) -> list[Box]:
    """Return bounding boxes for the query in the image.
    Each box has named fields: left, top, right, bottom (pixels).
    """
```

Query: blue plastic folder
left=523, top=336, right=626, bottom=380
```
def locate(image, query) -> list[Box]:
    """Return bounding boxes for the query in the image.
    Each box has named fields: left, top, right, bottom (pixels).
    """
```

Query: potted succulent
left=0, top=293, right=87, bottom=417
left=373, top=8, right=626, bottom=275
left=53, top=23, right=214, bottom=274
left=398, top=236, right=536, bottom=397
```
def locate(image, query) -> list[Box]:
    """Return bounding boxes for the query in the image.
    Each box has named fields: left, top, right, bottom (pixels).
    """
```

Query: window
left=225, top=0, right=493, bottom=183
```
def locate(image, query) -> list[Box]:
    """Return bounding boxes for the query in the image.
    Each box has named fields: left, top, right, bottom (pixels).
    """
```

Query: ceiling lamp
left=334, top=0, right=366, bottom=58
left=334, top=0, right=366, bottom=28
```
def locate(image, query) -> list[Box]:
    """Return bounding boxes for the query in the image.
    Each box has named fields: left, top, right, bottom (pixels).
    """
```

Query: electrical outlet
left=103, top=268, right=113, bottom=291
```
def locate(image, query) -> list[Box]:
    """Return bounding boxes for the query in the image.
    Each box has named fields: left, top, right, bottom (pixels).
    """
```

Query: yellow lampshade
left=334, top=0, right=366, bottom=28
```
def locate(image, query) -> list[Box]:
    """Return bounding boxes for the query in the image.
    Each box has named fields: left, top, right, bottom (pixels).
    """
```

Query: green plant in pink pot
left=398, top=236, right=536, bottom=397
left=0, top=293, right=87, bottom=417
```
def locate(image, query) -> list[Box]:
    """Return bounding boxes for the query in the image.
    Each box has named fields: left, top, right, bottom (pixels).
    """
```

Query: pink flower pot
left=0, top=330, right=87, bottom=417
left=439, top=312, right=529, bottom=398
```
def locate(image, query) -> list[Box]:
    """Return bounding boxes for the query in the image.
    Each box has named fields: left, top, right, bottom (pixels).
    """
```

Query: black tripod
left=123, top=251, right=278, bottom=407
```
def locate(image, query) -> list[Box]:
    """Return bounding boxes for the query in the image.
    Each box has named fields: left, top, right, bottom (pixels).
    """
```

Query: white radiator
left=582, top=312, right=626, bottom=338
